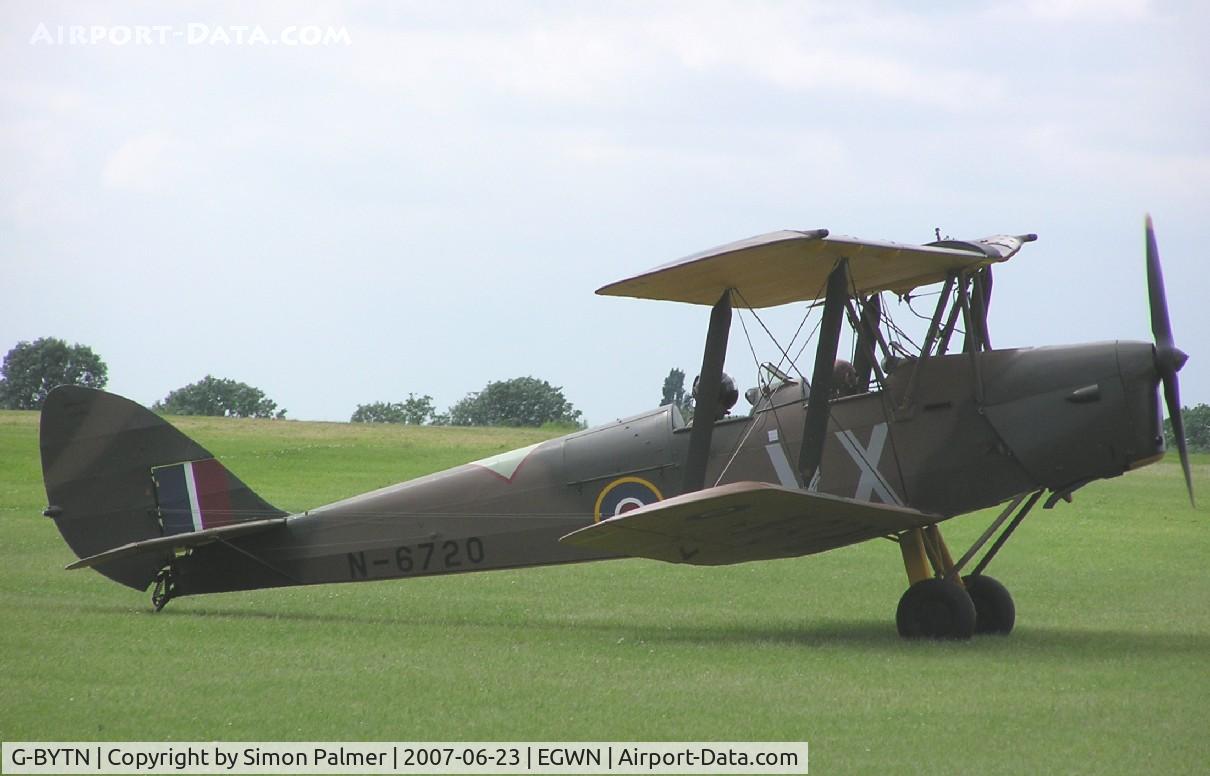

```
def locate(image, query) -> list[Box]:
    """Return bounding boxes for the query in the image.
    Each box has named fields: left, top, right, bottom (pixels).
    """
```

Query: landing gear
left=894, top=496, right=1039, bottom=639
left=897, top=526, right=975, bottom=639
left=896, top=578, right=976, bottom=639
left=963, top=574, right=1015, bottom=634
left=151, top=566, right=177, bottom=612
left=896, top=523, right=1024, bottom=640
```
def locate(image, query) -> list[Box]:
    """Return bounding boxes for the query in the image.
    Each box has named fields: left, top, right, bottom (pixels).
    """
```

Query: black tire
left=963, top=574, right=1015, bottom=635
left=896, top=578, right=976, bottom=640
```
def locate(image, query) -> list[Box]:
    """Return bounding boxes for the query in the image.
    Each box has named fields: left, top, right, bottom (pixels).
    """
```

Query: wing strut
left=897, top=273, right=955, bottom=410
left=683, top=289, right=732, bottom=492
left=850, top=294, right=883, bottom=392
left=968, top=268, right=993, bottom=351
left=935, top=292, right=963, bottom=356
left=956, top=275, right=987, bottom=404
left=799, top=259, right=849, bottom=484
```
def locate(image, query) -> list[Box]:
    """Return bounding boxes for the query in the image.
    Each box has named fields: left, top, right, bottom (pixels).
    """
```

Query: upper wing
left=559, top=481, right=937, bottom=565
left=65, top=517, right=288, bottom=570
left=596, top=229, right=1036, bottom=308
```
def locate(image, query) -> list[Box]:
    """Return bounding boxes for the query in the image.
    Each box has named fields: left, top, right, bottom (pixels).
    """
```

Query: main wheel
left=962, top=574, right=1015, bottom=635
left=896, top=578, right=976, bottom=639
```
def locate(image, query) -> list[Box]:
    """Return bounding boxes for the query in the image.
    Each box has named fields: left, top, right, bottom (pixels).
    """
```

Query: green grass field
left=1, top=410, right=1207, bottom=774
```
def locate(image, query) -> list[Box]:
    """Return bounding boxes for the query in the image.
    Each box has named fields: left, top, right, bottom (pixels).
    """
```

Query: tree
left=351, top=394, right=436, bottom=424
left=153, top=376, right=285, bottom=419
left=447, top=376, right=582, bottom=428
left=0, top=337, right=108, bottom=409
left=659, top=367, right=693, bottom=419
left=1165, top=404, right=1210, bottom=453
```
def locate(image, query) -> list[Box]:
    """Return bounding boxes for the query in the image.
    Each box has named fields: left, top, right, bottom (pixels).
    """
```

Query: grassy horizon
left=1, top=410, right=1207, bottom=774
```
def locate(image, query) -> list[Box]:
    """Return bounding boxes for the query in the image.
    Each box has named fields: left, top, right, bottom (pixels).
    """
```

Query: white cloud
left=1020, top=0, right=1152, bottom=22
left=101, top=132, right=193, bottom=193
left=319, top=2, right=1000, bottom=116
left=1018, top=122, right=1210, bottom=198
left=642, top=4, right=1000, bottom=109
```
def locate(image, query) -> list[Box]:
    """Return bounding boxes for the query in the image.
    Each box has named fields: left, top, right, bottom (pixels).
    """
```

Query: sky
left=3, top=0, right=1208, bottom=426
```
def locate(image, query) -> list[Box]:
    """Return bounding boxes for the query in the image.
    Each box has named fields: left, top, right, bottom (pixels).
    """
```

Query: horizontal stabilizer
left=66, top=517, right=288, bottom=570
left=559, top=482, right=937, bottom=565
left=597, top=230, right=1035, bottom=308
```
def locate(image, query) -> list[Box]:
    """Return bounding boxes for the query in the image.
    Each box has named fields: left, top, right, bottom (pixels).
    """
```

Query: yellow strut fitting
left=923, top=524, right=962, bottom=586
left=900, top=528, right=931, bottom=585
left=924, top=524, right=955, bottom=572
left=920, top=528, right=943, bottom=576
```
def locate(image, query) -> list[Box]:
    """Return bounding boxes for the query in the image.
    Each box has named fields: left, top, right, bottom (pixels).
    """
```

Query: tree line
left=350, top=376, right=582, bottom=428
left=1165, top=406, right=1210, bottom=453
left=0, top=338, right=583, bottom=429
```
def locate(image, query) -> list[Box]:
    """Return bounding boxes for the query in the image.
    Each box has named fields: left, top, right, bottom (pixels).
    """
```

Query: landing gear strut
left=151, top=565, right=177, bottom=612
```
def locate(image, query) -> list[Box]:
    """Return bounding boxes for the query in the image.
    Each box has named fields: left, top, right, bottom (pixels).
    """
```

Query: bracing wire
left=881, top=300, right=921, bottom=353
left=732, top=261, right=834, bottom=389
left=714, top=303, right=770, bottom=485
left=732, top=288, right=813, bottom=386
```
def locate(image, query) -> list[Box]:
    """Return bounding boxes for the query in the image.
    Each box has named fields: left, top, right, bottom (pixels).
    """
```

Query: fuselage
left=174, top=339, right=1165, bottom=597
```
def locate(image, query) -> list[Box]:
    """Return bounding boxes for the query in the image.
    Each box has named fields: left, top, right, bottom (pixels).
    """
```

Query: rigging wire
left=789, top=314, right=825, bottom=381
left=769, top=302, right=813, bottom=376
left=732, top=264, right=834, bottom=389
left=732, top=288, right=813, bottom=387
left=713, top=302, right=771, bottom=486
left=880, top=298, right=921, bottom=353
left=904, top=289, right=946, bottom=325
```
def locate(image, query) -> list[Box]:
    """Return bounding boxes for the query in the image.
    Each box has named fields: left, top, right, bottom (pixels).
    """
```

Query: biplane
left=39, top=217, right=1193, bottom=639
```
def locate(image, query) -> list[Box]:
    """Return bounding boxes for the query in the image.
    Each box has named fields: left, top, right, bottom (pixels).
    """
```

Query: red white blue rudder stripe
left=152, top=459, right=238, bottom=535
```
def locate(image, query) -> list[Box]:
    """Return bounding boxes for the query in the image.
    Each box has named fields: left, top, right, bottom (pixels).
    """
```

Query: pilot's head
left=833, top=359, right=858, bottom=397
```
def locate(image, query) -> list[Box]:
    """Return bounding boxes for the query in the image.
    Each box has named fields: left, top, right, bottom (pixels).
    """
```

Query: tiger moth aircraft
left=40, top=216, right=1193, bottom=639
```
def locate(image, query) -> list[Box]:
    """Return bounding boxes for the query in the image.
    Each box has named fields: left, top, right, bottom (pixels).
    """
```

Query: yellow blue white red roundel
left=594, top=476, right=663, bottom=523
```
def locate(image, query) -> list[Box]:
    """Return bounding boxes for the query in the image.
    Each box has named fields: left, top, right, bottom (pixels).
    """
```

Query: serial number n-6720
left=346, top=537, right=485, bottom=580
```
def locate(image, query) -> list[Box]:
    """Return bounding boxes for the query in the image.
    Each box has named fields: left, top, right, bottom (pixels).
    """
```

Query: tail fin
left=40, top=386, right=286, bottom=590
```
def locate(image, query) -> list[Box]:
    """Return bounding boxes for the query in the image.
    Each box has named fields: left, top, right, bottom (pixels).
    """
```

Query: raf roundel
left=594, top=477, right=663, bottom=523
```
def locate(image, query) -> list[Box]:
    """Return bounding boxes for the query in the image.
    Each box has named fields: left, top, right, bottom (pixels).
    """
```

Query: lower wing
left=559, top=481, right=937, bottom=565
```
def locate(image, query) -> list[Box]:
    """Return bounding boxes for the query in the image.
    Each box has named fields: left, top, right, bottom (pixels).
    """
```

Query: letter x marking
left=835, top=423, right=902, bottom=505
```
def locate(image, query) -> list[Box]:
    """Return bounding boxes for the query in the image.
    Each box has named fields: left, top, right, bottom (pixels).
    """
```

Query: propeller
left=1145, top=214, right=1195, bottom=506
